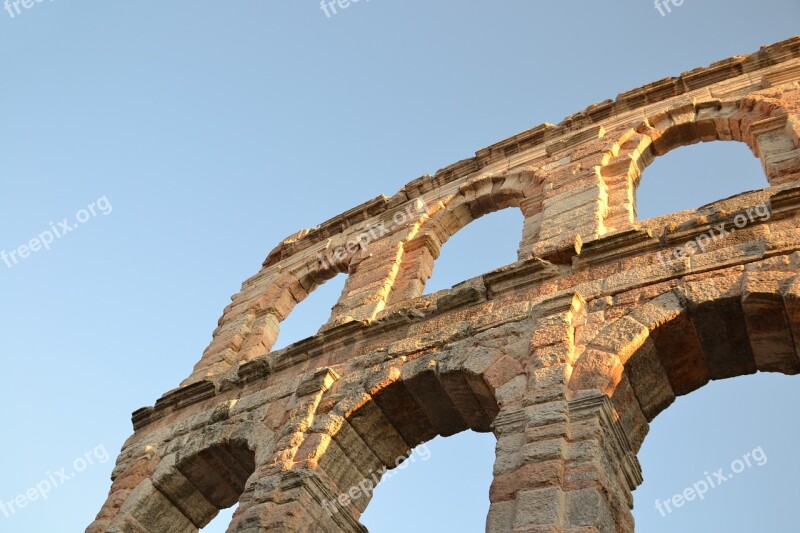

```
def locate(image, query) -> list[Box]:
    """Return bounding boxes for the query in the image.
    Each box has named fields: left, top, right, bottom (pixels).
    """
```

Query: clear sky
left=0, top=2, right=798, bottom=532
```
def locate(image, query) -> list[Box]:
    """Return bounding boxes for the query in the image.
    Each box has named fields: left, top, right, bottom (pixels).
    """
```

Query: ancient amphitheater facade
left=90, top=37, right=800, bottom=532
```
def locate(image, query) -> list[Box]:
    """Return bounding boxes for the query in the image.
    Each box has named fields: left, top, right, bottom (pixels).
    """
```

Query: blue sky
left=0, top=1, right=798, bottom=532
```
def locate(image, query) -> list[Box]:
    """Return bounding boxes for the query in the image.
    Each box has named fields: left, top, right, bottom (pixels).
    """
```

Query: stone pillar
left=487, top=393, right=641, bottom=533
left=225, top=468, right=367, bottom=533
left=486, top=293, right=641, bottom=533
left=224, top=367, right=368, bottom=533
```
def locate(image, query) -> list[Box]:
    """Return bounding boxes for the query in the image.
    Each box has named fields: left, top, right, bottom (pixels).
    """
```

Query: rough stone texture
left=90, top=37, right=800, bottom=532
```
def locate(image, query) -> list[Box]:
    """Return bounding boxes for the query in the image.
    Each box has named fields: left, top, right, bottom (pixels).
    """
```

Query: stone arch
left=103, top=439, right=257, bottom=532
left=185, top=258, right=344, bottom=384
left=598, top=91, right=800, bottom=233
left=283, top=346, right=524, bottom=530
left=569, top=269, right=800, bottom=452
left=236, top=265, right=344, bottom=359
left=385, top=170, right=543, bottom=307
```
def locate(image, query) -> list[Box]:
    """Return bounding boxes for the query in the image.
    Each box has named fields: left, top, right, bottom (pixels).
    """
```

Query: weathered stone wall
left=89, top=37, right=800, bottom=532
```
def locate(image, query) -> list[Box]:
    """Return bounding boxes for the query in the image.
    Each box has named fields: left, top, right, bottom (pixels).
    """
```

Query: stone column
left=487, top=392, right=641, bottom=533
left=487, top=293, right=641, bottom=532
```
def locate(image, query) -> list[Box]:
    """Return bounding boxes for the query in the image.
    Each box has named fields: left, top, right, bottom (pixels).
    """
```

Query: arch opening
left=424, top=207, right=525, bottom=295
left=631, top=373, right=800, bottom=532
left=177, top=442, right=255, bottom=516
left=360, top=431, right=496, bottom=532
left=125, top=440, right=256, bottom=532
left=271, top=272, right=347, bottom=351
left=598, top=99, right=798, bottom=233
left=636, top=141, right=767, bottom=220
left=386, top=171, right=542, bottom=307
left=578, top=282, right=800, bottom=530
left=187, top=261, right=349, bottom=383
left=599, top=282, right=800, bottom=453
left=306, top=362, right=505, bottom=531
left=200, top=505, right=237, bottom=532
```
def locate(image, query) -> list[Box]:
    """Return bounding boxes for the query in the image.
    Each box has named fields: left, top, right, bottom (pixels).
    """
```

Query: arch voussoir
left=572, top=315, right=651, bottom=392
left=618, top=336, right=675, bottom=423
left=741, top=271, right=800, bottom=374
left=782, top=274, right=800, bottom=337
left=568, top=347, right=623, bottom=395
